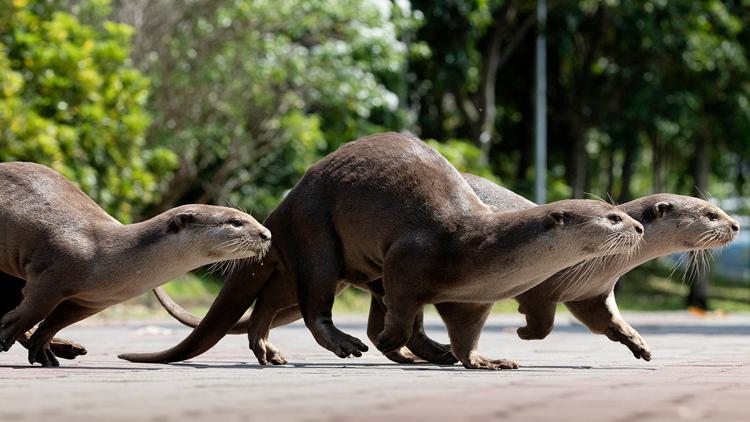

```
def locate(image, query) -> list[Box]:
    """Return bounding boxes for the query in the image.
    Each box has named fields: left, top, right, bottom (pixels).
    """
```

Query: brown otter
left=0, top=162, right=271, bottom=366
left=120, top=133, right=643, bottom=369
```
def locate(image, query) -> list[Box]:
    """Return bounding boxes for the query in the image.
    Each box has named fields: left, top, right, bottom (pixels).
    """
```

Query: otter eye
left=229, top=219, right=244, bottom=227
left=607, top=214, right=622, bottom=224
left=706, top=212, right=718, bottom=221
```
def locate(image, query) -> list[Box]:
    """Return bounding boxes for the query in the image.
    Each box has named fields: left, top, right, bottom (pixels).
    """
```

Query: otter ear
left=652, top=202, right=672, bottom=219
left=546, top=211, right=565, bottom=229
left=167, top=213, right=195, bottom=233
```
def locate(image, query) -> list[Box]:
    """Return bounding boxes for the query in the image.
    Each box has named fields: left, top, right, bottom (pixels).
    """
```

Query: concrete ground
left=1, top=311, right=748, bottom=422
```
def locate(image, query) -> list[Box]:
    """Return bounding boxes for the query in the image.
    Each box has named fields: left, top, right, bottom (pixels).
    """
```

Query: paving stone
left=0, top=312, right=748, bottom=421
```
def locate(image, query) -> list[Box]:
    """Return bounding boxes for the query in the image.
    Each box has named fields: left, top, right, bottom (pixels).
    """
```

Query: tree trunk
left=652, top=134, right=664, bottom=193
left=475, top=3, right=536, bottom=155
left=570, top=118, right=587, bottom=198
left=618, top=137, right=637, bottom=203
left=687, top=139, right=711, bottom=310
left=605, top=144, right=615, bottom=201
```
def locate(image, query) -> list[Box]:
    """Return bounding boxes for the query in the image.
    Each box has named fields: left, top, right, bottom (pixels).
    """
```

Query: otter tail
left=118, top=261, right=274, bottom=363
left=153, top=286, right=250, bottom=335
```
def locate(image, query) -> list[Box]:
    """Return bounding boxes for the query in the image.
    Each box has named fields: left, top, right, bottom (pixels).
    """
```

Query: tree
left=0, top=0, right=176, bottom=222
left=111, top=0, right=416, bottom=218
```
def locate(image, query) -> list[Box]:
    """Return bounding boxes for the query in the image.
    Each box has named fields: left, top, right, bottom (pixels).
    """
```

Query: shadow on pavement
left=0, top=364, right=163, bottom=370
left=162, top=361, right=649, bottom=372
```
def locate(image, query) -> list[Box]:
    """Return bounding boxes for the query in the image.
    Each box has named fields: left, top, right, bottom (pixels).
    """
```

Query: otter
left=0, top=162, right=271, bottom=366
left=120, top=133, right=643, bottom=369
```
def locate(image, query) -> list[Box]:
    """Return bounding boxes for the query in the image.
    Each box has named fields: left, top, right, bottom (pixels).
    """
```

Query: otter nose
left=730, top=220, right=740, bottom=233
left=259, top=229, right=272, bottom=241
left=633, top=222, right=644, bottom=235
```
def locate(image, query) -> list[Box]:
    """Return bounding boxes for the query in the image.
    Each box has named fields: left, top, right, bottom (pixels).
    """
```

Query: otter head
left=541, top=199, right=644, bottom=259
left=627, top=193, right=739, bottom=252
left=165, top=204, right=271, bottom=262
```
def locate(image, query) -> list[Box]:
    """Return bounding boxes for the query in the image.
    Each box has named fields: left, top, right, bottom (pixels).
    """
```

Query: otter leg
left=0, top=274, right=87, bottom=359
left=404, top=311, right=457, bottom=365
left=267, top=281, right=348, bottom=330
left=375, top=297, right=422, bottom=355
left=248, top=298, right=287, bottom=366
left=565, top=291, right=651, bottom=361
left=435, top=302, right=518, bottom=370
left=515, top=294, right=556, bottom=340
left=296, top=243, right=368, bottom=359
left=270, top=305, right=303, bottom=329
left=366, top=294, right=418, bottom=364
left=515, top=285, right=557, bottom=340
left=0, top=281, right=62, bottom=352
left=0, top=271, right=24, bottom=317
left=366, top=281, right=456, bottom=365
left=363, top=280, right=417, bottom=363
left=375, top=244, right=431, bottom=355
left=27, top=301, right=102, bottom=367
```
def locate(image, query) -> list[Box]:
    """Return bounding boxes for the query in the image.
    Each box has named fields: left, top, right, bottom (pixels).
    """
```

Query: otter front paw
left=605, top=324, right=652, bottom=361
left=263, top=341, right=287, bottom=365
left=461, top=352, right=519, bottom=370
left=330, top=332, right=369, bottom=358
left=249, top=337, right=288, bottom=365
left=516, top=323, right=553, bottom=340
left=313, top=324, right=369, bottom=359
left=376, top=328, right=410, bottom=355
left=0, top=315, right=22, bottom=351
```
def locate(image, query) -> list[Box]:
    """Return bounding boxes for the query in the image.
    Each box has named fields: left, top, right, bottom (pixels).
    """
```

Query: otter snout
left=623, top=214, right=644, bottom=238
left=258, top=228, right=272, bottom=242
left=606, top=212, right=643, bottom=237
left=729, top=218, right=740, bottom=233
left=633, top=221, right=644, bottom=235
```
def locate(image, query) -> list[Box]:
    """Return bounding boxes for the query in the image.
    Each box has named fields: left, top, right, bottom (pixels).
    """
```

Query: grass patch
left=106, top=262, right=749, bottom=320
left=615, top=262, right=750, bottom=312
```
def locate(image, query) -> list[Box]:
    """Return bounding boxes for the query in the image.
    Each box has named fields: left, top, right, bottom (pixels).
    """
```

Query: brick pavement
left=1, top=312, right=748, bottom=422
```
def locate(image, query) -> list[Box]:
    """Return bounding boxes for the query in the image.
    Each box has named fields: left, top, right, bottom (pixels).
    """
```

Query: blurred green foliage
left=2, top=0, right=749, bottom=224
left=0, top=0, right=742, bottom=318
left=132, top=0, right=418, bottom=217
left=408, top=0, right=750, bottom=203
left=0, top=0, right=176, bottom=222
left=426, top=139, right=497, bottom=180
